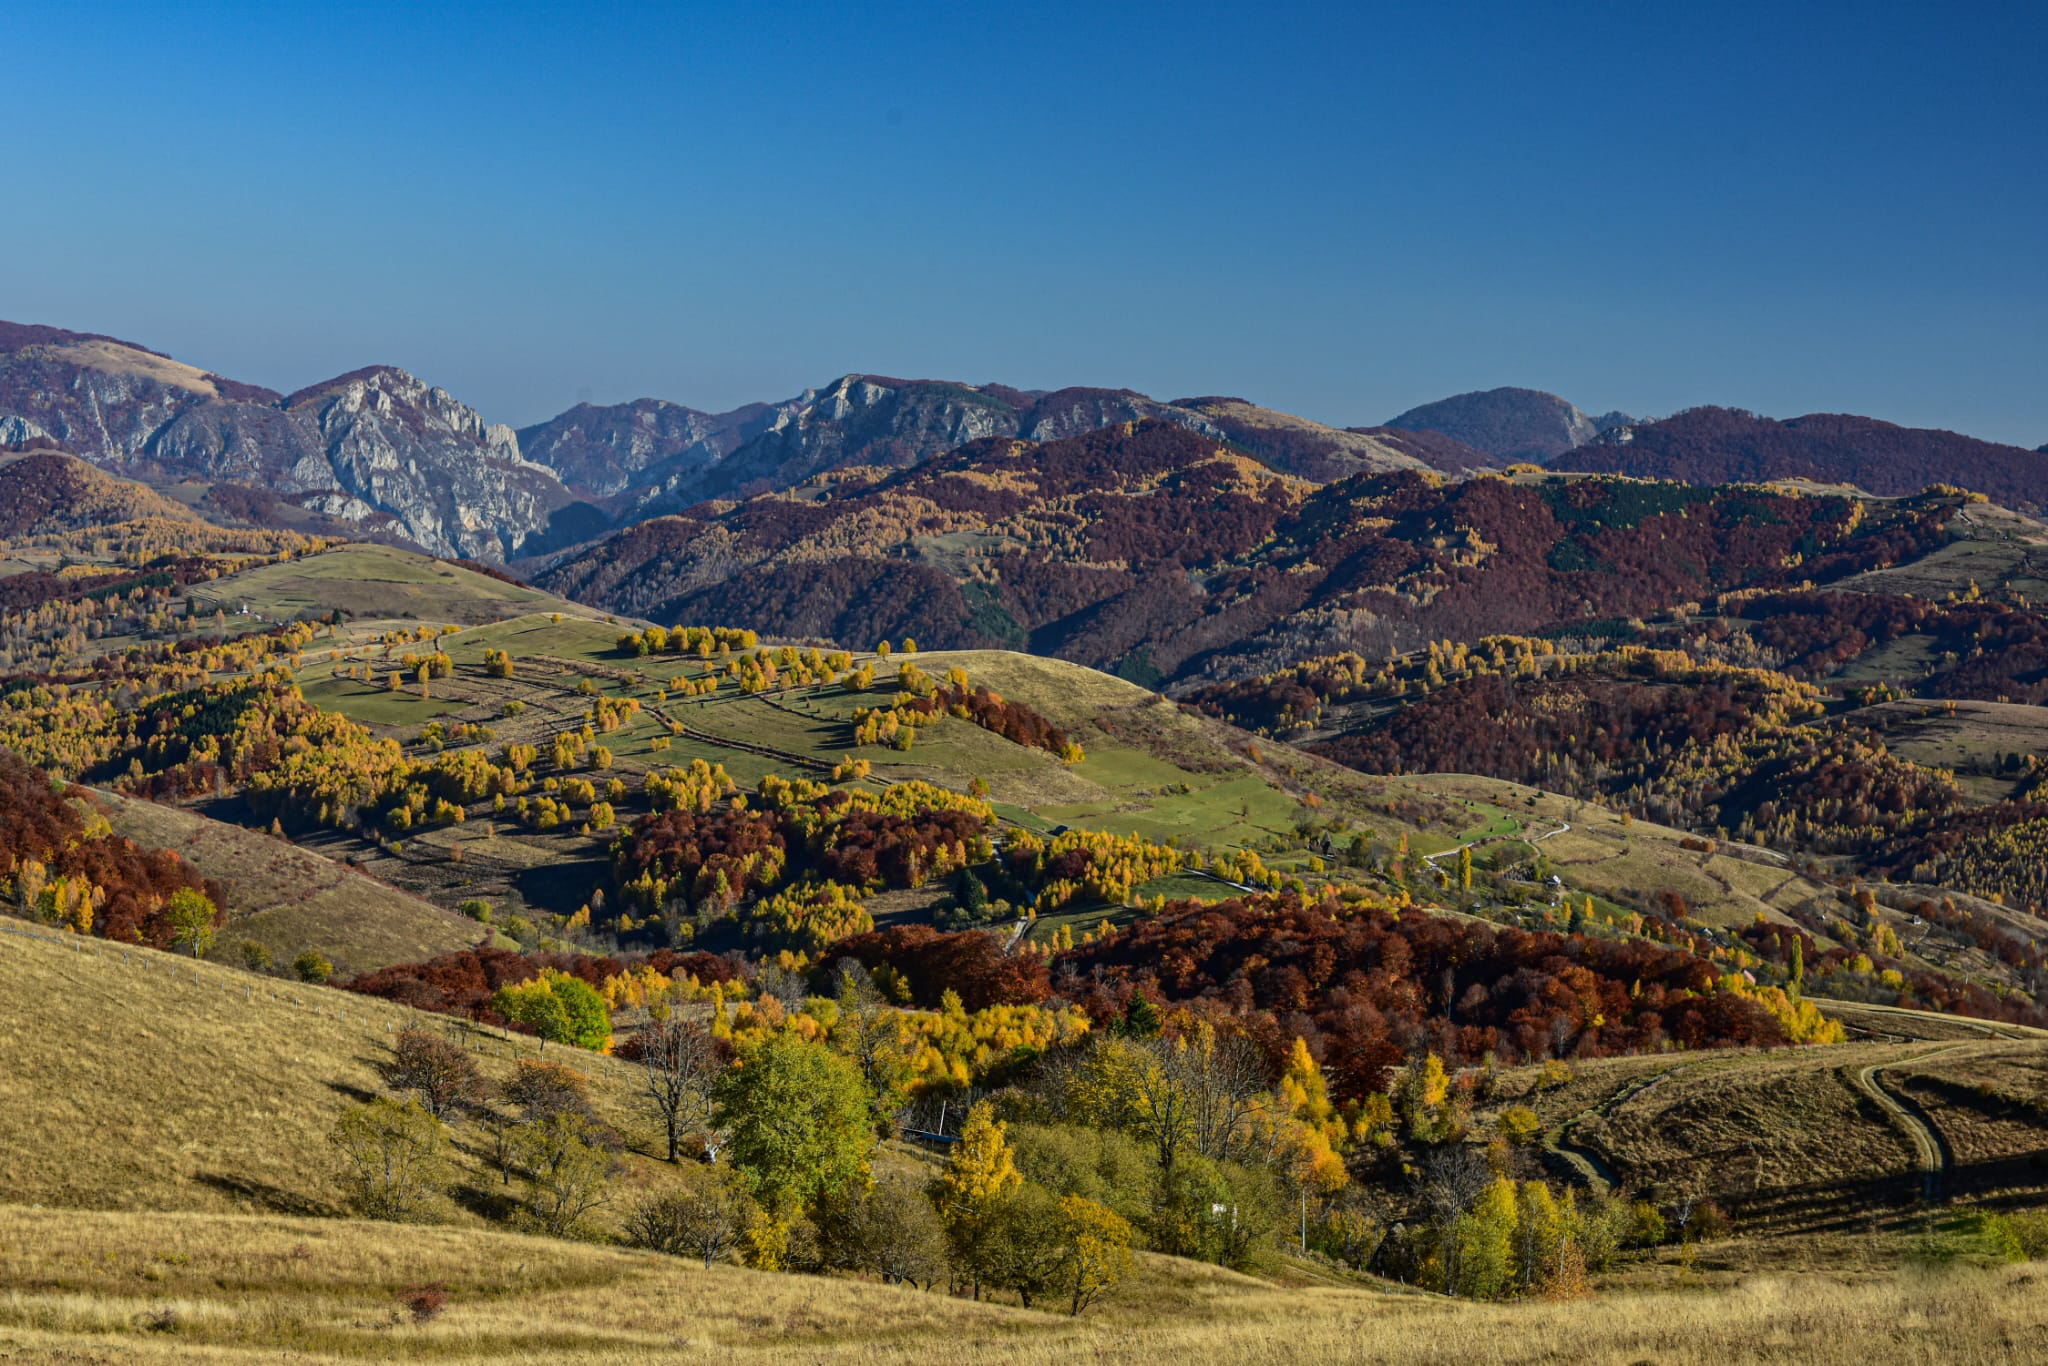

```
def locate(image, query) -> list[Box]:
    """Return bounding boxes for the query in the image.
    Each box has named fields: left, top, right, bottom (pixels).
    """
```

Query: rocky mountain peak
left=1385, top=386, right=1631, bottom=464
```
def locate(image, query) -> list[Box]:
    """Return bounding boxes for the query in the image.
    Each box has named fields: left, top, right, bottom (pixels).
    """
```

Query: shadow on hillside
left=323, top=1079, right=380, bottom=1104
left=196, top=1171, right=332, bottom=1217
left=513, top=857, right=610, bottom=918
left=1718, top=1154, right=2048, bottom=1234
left=450, top=1181, right=520, bottom=1222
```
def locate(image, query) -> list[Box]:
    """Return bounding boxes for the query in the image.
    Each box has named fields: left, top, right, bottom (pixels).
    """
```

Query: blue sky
left=2, top=1, right=2042, bottom=443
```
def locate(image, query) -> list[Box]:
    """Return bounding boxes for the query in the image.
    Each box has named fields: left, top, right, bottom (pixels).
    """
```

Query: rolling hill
left=180, top=541, right=585, bottom=627
left=6, top=522, right=2048, bottom=1364
left=0, top=448, right=203, bottom=536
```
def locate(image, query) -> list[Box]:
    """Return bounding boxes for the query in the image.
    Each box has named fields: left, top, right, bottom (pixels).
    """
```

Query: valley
left=4, top=343, right=2048, bottom=1364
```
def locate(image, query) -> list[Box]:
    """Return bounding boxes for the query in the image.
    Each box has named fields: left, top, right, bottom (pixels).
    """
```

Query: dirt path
left=1825, top=1000, right=2048, bottom=1042
left=1548, top=1061, right=1701, bottom=1194
left=1422, top=817, right=1570, bottom=869
left=1847, top=1044, right=1966, bottom=1203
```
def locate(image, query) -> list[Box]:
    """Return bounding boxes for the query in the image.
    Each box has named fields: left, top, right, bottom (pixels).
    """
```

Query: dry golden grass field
left=0, top=922, right=660, bottom=1220
left=5, top=918, right=2048, bottom=1363
left=1, top=1204, right=2044, bottom=1364
left=97, top=791, right=483, bottom=976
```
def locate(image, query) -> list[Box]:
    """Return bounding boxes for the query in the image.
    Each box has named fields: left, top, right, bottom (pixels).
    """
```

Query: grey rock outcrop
left=0, top=330, right=576, bottom=559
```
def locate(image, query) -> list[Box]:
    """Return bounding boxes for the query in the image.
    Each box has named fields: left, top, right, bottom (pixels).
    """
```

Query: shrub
left=329, top=1097, right=450, bottom=1221
left=1679, top=1199, right=1731, bottom=1243
left=1910, top=1209, right=2030, bottom=1267
left=399, top=1284, right=448, bottom=1324
left=512, top=1111, right=619, bottom=1236
left=813, top=1168, right=948, bottom=1288
left=1497, top=1105, right=1544, bottom=1146
left=2005, top=1208, right=2048, bottom=1260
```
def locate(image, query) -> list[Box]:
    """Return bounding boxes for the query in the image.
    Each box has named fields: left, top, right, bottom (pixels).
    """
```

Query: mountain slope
left=538, top=421, right=1961, bottom=687
left=1175, top=397, right=1499, bottom=479
left=1552, top=406, right=2048, bottom=514
left=1385, top=387, right=1629, bottom=463
left=516, top=397, right=777, bottom=498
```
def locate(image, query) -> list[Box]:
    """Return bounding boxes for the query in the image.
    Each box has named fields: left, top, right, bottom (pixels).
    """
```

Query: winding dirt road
left=1847, top=1045, right=1965, bottom=1203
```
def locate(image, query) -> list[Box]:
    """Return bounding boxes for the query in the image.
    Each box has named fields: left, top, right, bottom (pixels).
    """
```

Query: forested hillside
left=539, top=424, right=1960, bottom=687
left=1553, top=408, right=2048, bottom=514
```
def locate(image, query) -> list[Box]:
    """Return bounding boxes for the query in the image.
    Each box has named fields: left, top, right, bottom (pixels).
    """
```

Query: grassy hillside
left=278, top=617, right=1499, bottom=930
left=1835, top=501, right=2048, bottom=604
left=0, top=921, right=660, bottom=1218
left=97, top=791, right=484, bottom=975
left=1, top=925, right=2042, bottom=1366
left=3, top=1203, right=2043, bottom=1364
left=185, top=543, right=582, bottom=626
left=1394, top=773, right=1832, bottom=930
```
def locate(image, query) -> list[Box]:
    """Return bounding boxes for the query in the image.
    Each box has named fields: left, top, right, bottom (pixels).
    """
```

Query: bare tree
left=626, top=1170, right=756, bottom=1268
left=754, top=961, right=808, bottom=1011
left=1414, top=1146, right=1496, bottom=1292
left=1171, top=1021, right=1266, bottom=1164
left=1125, top=1019, right=1266, bottom=1169
left=384, top=1027, right=483, bottom=1120
left=638, top=1014, right=723, bottom=1162
left=1120, top=1038, right=1196, bottom=1171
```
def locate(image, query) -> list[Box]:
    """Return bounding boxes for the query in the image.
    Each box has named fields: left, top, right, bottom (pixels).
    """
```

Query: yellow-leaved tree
left=1057, top=1194, right=1133, bottom=1316
left=932, top=1100, right=1023, bottom=1299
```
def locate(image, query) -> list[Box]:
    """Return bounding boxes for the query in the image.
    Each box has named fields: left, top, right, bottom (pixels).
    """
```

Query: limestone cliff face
left=677, top=375, right=1017, bottom=504
left=281, top=367, right=574, bottom=560
left=0, top=329, right=577, bottom=559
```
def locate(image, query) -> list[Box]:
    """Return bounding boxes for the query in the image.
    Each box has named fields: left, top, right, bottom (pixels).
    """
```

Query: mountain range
left=3, top=317, right=2041, bottom=570
left=0, top=321, right=1487, bottom=561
